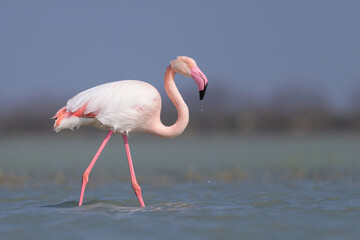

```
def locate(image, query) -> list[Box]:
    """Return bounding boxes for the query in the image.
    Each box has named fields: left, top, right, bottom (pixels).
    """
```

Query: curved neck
left=151, top=65, right=189, bottom=139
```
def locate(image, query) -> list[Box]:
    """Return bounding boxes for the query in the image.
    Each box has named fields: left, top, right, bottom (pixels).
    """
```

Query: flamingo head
left=170, top=56, right=208, bottom=100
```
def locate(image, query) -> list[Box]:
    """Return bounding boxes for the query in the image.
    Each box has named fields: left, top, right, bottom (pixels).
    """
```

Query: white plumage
left=54, top=80, right=161, bottom=134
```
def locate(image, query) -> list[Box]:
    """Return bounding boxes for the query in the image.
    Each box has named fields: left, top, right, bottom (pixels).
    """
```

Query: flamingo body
left=53, top=56, right=208, bottom=207
left=54, top=80, right=161, bottom=134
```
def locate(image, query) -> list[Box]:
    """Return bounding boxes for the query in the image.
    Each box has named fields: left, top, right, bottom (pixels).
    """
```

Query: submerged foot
left=132, top=182, right=145, bottom=207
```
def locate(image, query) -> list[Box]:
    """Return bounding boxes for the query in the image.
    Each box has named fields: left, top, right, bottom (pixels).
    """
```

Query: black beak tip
left=199, top=83, right=208, bottom=100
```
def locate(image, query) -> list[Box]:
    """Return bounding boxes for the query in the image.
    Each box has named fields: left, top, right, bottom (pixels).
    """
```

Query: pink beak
left=190, top=66, right=208, bottom=100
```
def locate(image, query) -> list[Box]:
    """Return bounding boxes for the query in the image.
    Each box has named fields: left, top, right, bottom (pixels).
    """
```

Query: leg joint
left=82, top=173, right=89, bottom=185
left=132, top=182, right=141, bottom=194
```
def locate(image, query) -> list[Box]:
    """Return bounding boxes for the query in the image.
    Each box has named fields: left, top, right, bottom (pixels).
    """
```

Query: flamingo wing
left=53, top=80, right=161, bottom=133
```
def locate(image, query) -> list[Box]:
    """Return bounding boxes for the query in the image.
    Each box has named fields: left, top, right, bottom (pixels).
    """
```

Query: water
left=1, top=133, right=360, bottom=239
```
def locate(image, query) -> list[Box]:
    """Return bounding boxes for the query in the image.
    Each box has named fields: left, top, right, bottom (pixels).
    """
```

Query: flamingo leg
left=79, top=130, right=113, bottom=206
left=122, top=135, right=145, bottom=207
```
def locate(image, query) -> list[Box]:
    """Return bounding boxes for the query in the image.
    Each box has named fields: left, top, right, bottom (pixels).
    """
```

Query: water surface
left=1, top=133, right=360, bottom=239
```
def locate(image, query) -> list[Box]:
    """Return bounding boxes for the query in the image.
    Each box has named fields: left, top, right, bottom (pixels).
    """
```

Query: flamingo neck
left=151, top=65, right=189, bottom=139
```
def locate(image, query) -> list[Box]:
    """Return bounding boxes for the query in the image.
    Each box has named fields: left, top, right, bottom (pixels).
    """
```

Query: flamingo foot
left=79, top=172, right=89, bottom=206
left=132, top=182, right=145, bottom=207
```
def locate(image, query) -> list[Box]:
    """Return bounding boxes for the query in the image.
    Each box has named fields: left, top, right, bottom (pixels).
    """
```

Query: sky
left=1, top=0, right=360, bottom=113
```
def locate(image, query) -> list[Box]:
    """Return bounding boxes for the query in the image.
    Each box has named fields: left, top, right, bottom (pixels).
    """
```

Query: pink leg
left=122, top=135, right=145, bottom=207
left=79, top=130, right=113, bottom=206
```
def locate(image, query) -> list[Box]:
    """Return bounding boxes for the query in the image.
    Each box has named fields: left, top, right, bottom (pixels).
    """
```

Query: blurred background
left=1, top=0, right=360, bottom=134
left=0, top=0, right=360, bottom=185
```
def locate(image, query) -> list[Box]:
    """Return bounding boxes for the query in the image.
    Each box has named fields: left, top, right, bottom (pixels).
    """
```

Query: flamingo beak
left=199, top=83, right=208, bottom=100
left=190, top=66, right=208, bottom=100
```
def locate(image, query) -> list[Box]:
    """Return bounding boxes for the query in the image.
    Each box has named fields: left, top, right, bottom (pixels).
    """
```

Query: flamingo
left=52, top=56, right=208, bottom=207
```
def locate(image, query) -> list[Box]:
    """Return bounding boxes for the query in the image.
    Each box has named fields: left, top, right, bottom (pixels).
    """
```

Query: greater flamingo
left=52, top=56, right=208, bottom=207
